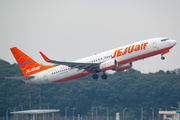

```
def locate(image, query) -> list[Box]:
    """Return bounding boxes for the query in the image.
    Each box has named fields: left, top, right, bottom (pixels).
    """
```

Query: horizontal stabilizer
left=5, top=76, right=34, bottom=80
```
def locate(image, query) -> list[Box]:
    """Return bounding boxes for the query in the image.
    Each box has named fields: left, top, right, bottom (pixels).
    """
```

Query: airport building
left=10, top=109, right=60, bottom=120
left=159, top=111, right=180, bottom=120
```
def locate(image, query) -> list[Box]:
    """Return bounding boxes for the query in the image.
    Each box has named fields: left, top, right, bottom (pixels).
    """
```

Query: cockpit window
left=161, top=38, right=169, bottom=42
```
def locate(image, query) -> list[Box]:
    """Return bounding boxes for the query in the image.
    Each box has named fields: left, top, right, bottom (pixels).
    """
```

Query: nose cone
left=169, top=40, right=177, bottom=46
left=172, top=40, right=177, bottom=46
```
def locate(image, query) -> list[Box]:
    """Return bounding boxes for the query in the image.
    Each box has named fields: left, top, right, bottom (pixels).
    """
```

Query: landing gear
left=92, top=71, right=108, bottom=80
left=161, top=56, right=165, bottom=60
left=101, top=73, right=107, bottom=79
left=92, top=73, right=108, bottom=79
left=92, top=74, right=98, bottom=79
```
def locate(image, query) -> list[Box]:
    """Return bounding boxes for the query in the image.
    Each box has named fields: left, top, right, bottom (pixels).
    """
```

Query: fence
left=0, top=114, right=161, bottom=120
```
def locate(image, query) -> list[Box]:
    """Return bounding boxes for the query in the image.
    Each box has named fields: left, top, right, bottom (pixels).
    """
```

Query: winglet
left=39, top=52, right=52, bottom=62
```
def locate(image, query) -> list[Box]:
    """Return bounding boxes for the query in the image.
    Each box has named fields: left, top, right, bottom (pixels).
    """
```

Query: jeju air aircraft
left=5, top=37, right=177, bottom=84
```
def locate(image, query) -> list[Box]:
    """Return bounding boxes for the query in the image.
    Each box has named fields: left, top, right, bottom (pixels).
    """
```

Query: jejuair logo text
left=26, top=66, right=41, bottom=73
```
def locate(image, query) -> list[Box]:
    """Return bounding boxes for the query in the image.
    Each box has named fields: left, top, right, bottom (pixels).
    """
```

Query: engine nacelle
left=115, top=62, right=132, bottom=72
left=99, top=59, right=118, bottom=72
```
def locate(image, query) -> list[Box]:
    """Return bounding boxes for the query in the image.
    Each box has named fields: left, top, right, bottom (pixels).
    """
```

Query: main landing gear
left=92, top=74, right=98, bottom=79
left=92, top=73, right=107, bottom=80
left=101, top=73, right=107, bottom=79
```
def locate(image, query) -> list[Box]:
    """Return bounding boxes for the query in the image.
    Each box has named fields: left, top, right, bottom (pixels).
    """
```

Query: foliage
left=0, top=59, right=180, bottom=118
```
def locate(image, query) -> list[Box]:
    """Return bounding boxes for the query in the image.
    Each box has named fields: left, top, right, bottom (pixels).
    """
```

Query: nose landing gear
left=161, top=55, right=165, bottom=60
left=161, top=50, right=169, bottom=60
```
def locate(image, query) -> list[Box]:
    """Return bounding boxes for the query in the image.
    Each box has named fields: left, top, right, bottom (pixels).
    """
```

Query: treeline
left=0, top=59, right=180, bottom=118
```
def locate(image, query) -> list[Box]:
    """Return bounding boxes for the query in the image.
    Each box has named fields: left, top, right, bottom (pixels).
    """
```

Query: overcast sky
left=0, top=0, right=180, bottom=73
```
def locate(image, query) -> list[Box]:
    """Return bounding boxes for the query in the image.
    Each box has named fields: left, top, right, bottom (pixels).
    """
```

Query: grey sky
left=0, top=0, right=180, bottom=73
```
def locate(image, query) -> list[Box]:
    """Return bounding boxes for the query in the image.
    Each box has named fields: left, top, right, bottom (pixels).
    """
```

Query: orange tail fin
left=10, top=47, right=55, bottom=76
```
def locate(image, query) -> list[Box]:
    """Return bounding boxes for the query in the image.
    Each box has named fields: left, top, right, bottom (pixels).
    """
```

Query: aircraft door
left=152, top=40, right=157, bottom=48
left=43, top=72, right=49, bottom=83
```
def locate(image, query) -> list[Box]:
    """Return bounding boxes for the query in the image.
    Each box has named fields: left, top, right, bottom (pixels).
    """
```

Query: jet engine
left=115, top=62, right=132, bottom=72
left=99, top=59, right=118, bottom=72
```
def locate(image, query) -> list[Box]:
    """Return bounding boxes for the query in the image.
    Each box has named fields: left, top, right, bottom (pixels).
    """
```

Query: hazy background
left=0, top=0, right=179, bottom=73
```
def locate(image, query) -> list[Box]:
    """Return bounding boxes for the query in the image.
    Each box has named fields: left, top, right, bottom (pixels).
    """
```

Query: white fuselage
left=26, top=37, right=177, bottom=84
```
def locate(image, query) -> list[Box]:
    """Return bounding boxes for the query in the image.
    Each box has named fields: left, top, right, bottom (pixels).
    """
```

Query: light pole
left=19, top=105, right=23, bottom=120
left=140, top=105, right=143, bottom=120
left=104, top=107, right=109, bottom=120
left=39, top=88, right=41, bottom=110
left=65, top=107, right=68, bottom=120
left=123, top=108, right=127, bottom=120
left=171, top=106, right=178, bottom=111
left=91, top=107, right=94, bottom=120
left=150, top=108, right=154, bottom=120
left=46, top=104, right=49, bottom=120
left=177, top=102, right=180, bottom=110
left=96, top=107, right=98, bottom=120
left=163, top=106, right=167, bottom=111
left=29, top=92, right=31, bottom=110
left=71, top=108, right=75, bottom=120
left=6, top=107, right=11, bottom=120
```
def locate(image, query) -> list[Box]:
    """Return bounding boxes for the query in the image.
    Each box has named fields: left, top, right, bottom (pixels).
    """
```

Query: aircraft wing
left=5, top=76, right=35, bottom=80
left=39, top=52, right=100, bottom=71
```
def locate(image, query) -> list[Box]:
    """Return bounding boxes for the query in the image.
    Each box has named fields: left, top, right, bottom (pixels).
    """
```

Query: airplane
left=5, top=37, right=177, bottom=84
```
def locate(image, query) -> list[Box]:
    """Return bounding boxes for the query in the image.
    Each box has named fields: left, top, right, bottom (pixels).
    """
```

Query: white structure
left=11, top=109, right=60, bottom=120
left=116, top=112, right=120, bottom=120
left=159, top=111, right=180, bottom=120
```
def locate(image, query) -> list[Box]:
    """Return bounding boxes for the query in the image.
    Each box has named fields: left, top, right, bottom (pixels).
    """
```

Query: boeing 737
left=5, top=37, right=177, bottom=84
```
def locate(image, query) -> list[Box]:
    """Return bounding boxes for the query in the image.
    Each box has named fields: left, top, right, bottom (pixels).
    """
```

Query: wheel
left=161, top=56, right=165, bottom=60
left=92, top=74, right=98, bottom=79
left=101, top=74, right=107, bottom=79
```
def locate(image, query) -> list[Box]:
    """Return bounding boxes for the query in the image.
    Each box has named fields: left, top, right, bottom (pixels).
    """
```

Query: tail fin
left=10, top=47, right=55, bottom=76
